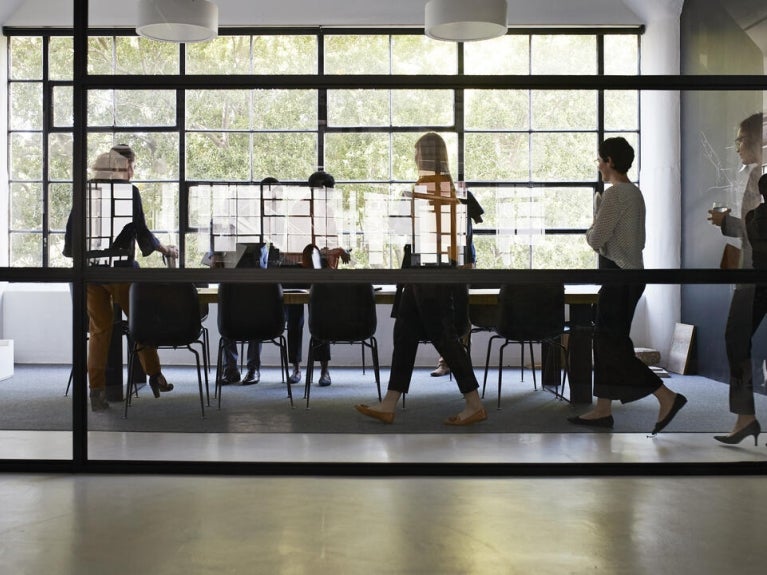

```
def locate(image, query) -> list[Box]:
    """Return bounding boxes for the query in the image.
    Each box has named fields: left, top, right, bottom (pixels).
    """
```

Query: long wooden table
left=198, top=284, right=599, bottom=404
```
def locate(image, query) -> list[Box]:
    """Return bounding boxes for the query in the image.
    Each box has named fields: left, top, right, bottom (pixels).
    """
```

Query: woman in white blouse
left=567, top=137, right=686, bottom=434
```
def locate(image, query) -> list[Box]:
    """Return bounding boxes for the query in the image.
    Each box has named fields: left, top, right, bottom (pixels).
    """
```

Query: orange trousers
left=86, top=283, right=161, bottom=391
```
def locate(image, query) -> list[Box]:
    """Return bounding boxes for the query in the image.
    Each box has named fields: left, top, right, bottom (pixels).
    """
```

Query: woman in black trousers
left=355, top=133, right=486, bottom=425
left=567, top=137, right=686, bottom=433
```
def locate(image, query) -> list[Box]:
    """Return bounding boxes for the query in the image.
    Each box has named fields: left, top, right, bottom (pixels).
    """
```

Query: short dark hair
left=111, top=144, right=135, bottom=162
left=598, top=137, right=634, bottom=174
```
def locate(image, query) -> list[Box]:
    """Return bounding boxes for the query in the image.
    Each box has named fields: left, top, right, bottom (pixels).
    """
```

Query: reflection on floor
left=1, top=429, right=766, bottom=464
left=1, top=472, right=767, bottom=574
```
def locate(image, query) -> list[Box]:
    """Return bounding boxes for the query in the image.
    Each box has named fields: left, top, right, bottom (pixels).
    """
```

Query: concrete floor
left=1, top=472, right=766, bottom=574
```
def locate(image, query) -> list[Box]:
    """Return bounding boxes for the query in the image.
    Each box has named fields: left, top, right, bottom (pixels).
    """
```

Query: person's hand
left=162, top=244, right=179, bottom=258
left=708, top=208, right=730, bottom=227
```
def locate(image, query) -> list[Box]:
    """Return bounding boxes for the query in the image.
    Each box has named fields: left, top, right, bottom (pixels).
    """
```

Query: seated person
left=286, top=243, right=350, bottom=387
left=221, top=340, right=260, bottom=385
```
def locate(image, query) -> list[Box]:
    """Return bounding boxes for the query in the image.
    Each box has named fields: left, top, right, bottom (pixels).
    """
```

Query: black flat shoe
left=714, top=420, right=761, bottom=446
left=651, top=393, right=687, bottom=435
left=567, top=414, right=614, bottom=428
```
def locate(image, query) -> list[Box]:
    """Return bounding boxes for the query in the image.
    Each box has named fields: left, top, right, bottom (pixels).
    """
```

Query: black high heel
left=714, top=420, right=761, bottom=446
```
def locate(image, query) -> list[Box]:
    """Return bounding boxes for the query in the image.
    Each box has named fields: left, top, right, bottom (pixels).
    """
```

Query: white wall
left=623, top=0, right=684, bottom=363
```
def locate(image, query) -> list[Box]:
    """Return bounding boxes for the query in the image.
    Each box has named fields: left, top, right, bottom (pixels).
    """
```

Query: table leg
left=567, top=303, right=594, bottom=404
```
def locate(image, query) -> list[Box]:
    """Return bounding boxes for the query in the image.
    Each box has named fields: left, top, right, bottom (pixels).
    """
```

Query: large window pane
left=87, top=37, right=113, bottom=75
left=187, top=90, right=252, bottom=130
left=49, top=133, right=73, bottom=181
left=88, top=90, right=176, bottom=127
left=328, top=90, right=390, bottom=127
left=253, top=133, right=317, bottom=180
left=465, top=90, right=530, bottom=130
left=10, top=233, right=42, bottom=267
left=49, top=183, right=73, bottom=231
left=9, top=37, right=42, bottom=80
left=10, top=133, right=43, bottom=180
left=465, top=35, right=530, bottom=75
left=10, top=182, right=42, bottom=230
left=464, top=133, right=529, bottom=181
left=391, top=36, right=457, bottom=75
left=252, top=35, right=317, bottom=74
left=186, top=132, right=251, bottom=181
left=49, top=36, right=73, bottom=81
left=9, top=82, right=42, bottom=129
left=605, top=90, right=639, bottom=131
left=532, top=90, right=597, bottom=130
left=328, top=90, right=453, bottom=127
left=392, top=90, right=453, bottom=126
left=253, top=90, right=317, bottom=130
left=531, top=133, right=597, bottom=181
left=325, top=133, right=391, bottom=180
left=532, top=234, right=596, bottom=268
left=186, top=36, right=252, bottom=74
left=115, top=36, right=179, bottom=75
left=53, top=86, right=74, bottom=128
left=531, top=35, right=596, bottom=75
left=325, top=35, right=390, bottom=74
left=604, top=34, right=639, bottom=75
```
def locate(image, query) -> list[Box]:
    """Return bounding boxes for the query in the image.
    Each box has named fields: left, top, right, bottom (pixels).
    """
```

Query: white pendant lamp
left=137, top=0, right=219, bottom=43
left=425, top=0, right=508, bottom=42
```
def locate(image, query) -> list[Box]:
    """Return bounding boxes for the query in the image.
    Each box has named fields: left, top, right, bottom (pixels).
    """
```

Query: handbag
left=720, top=243, right=741, bottom=270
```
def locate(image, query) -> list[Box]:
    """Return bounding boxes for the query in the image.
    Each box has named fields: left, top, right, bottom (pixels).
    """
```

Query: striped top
left=586, top=182, right=645, bottom=270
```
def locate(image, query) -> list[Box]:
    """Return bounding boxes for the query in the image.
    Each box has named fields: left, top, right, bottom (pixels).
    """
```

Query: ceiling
left=1, top=0, right=647, bottom=29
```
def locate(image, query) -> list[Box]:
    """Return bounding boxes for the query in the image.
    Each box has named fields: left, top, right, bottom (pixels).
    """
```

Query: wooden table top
left=198, top=285, right=599, bottom=306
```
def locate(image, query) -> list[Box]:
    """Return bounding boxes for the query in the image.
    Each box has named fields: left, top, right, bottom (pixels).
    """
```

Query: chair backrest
left=217, top=282, right=285, bottom=341
left=496, top=283, right=565, bottom=341
left=308, top=283, right=377, bottom=342
left=129, top=282, right=203, bottom=347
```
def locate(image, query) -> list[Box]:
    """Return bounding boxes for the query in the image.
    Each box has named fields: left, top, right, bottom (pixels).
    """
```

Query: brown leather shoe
left=444, top=408, right=488, bottom=426
left=355, top=404, right=395, bottom=424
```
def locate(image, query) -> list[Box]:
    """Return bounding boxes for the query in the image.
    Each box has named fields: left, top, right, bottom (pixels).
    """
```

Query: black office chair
left=482, top=283, right=570, bottom=409
left=304, top=283, right=381, bottom=408
left=124, top=282, right=209, bottom=418
left=215, top=282, right=293, bottom=408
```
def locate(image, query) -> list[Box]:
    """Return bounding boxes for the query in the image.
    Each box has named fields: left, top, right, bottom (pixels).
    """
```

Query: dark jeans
left=388, top=284, right=478, bottom=395
left=222, top=339, right=260, bottom=373
left=726, top=284, right=767, bottom=415
left=592, top=281, right=662, bottom=403
left=286, top=303, right=329, bottom=364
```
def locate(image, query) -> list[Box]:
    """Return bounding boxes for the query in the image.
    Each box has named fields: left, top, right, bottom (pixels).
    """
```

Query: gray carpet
left=0, top=364, right=759, bottom=434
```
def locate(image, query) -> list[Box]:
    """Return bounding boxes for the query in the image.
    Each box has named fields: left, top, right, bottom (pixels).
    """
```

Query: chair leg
left=481, top=335, right=499, bottom=399
left=215, top=338, right=225, bottom=409
left=304, top=338, right=315, bottom=408
left=65, top=368, right=73, bottom=397
left=369, top=337, right=382, bottom=402
left=124, top=345, right=138, bottom=418
left=361, top=345, right=366, bottom=375
left=529, top=341, right=537, bottom=390
left=187, top=344, right=205, bottom=418
left=279, top=336, right=293, bottom=407
left=498, top=341, right=510, bottom=410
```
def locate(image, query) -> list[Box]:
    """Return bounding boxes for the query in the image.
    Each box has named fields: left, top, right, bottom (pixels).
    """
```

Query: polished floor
left=1, top=472, right=766, bottom=574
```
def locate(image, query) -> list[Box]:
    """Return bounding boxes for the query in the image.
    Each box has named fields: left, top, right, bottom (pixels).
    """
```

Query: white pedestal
left=0, top=340, right=14, bottom=381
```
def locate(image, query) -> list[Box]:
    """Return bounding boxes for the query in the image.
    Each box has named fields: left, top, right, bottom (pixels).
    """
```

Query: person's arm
left=131, top=186, right=177, bottom=258
left=585, top=187, right=621, bottom=251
